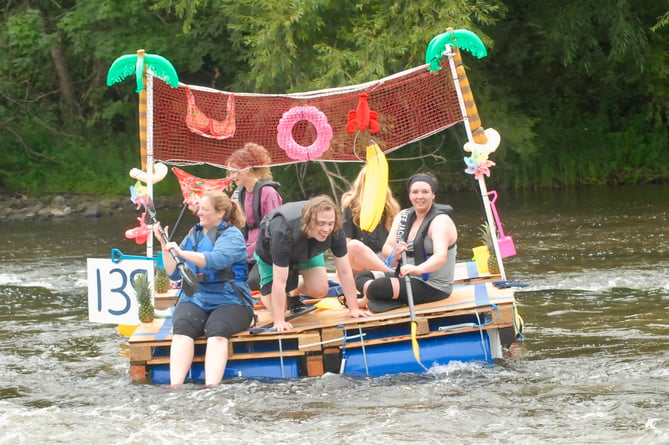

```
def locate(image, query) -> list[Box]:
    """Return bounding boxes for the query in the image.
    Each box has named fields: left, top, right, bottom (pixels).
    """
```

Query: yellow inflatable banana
left=360, top=142, right=388, bottom=232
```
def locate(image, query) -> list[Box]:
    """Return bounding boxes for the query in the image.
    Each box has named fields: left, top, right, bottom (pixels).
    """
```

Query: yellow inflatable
left=359, top=142, right=388, bottom=232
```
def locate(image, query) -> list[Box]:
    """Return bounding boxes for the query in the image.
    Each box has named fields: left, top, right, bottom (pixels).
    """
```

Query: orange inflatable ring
left=277, top=105, right=333, bottom=161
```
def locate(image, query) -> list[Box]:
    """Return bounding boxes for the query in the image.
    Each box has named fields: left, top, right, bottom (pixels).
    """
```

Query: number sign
left=87, top=258, right=155, bottom=325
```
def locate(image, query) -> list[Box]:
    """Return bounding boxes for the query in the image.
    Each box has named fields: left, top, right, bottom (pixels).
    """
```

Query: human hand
left=400, top=264, right=422, bottom=277
left=395, top=242, right=408, bottom=260
left=348, top=307, right=372, bottom=318
left=163, top=241, right=180, bottom=254
left=273, top=320, right=293, bottom=332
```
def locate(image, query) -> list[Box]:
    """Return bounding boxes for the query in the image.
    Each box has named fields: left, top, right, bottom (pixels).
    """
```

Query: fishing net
left=151, top=61, right=463, bottom=168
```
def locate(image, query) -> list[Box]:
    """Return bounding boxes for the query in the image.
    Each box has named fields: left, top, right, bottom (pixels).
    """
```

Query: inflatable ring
left=129, top=162, right=169, bottom=184
left=277, top=105, right=333, bottom=161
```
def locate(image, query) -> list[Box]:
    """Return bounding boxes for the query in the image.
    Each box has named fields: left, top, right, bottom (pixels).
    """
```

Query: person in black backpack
left=227, top=143, right=283, bottom=291
left=255, top=195, right=372, bottom=332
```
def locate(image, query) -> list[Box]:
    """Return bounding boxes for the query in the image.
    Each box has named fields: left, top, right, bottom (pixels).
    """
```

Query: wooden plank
left=130, top=345, right=153, bottom=362
left=416, top=317, right=430, bottom=336
left=129, top=363, right=148, bottom=382
left=298, top=332, right=322, bottom=352
left=147, top=349, right=305, bottom=365
left=306, top=354, right=324, bottom=377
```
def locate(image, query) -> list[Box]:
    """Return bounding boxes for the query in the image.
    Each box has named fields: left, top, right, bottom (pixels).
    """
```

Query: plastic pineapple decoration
left=154, top=268, right=171, bottom=294
left=132, top=272, right=154, bottom=323
left=479, top=222, right=500, bottom=274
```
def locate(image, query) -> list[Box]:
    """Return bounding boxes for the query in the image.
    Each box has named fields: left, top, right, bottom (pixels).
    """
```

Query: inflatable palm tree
left=425, top=29, right=508, bottom=279
left=106, top=50, right=179, bottom=171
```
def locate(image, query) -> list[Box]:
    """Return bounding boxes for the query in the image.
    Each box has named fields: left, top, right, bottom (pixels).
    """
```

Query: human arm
left=333, top=254, right=372, bottom=318
left=381, top=212, right=408, bottom=266
left=270, top=264, right=293, bottom=331
left=153, top=224, right=177, bottom=275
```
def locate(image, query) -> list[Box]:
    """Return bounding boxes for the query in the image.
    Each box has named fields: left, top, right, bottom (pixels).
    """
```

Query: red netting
left=151, top=63, right=463, bottom=168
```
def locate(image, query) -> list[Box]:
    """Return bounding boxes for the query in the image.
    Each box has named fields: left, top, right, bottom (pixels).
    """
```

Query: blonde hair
left=203, top=190, right=246, bottom=229
left=227, top=142, right=272, bottom=179
left=340, top=167, right=400, bottom=231
left=301, top=195, right=342, bottom=236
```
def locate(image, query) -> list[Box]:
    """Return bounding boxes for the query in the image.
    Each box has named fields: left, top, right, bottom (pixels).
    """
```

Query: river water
left=1, top=184, right=667, bottom=444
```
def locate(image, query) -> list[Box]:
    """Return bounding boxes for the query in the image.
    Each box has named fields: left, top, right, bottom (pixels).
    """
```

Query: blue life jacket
left=183, top=222, right=249, bottom=284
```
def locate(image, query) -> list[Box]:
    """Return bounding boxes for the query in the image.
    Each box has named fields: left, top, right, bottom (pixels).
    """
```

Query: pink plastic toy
left=486, top=191, right=516, bottom=258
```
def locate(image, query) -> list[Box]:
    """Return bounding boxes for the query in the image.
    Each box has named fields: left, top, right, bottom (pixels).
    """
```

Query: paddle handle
left=402, top=252, right=417, bottom=323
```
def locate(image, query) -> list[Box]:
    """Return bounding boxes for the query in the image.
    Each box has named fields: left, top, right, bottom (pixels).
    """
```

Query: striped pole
left=451, top=44, right=488, bottom=145
left=445, top=37, right=507, bottom=280
left=137, top=50, right=148, bottom=171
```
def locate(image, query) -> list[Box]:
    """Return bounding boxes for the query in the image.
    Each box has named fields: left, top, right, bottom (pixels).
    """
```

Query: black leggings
left=172, top=302, right=254, bottom=339
left=355, top=271, right=449, bottom=305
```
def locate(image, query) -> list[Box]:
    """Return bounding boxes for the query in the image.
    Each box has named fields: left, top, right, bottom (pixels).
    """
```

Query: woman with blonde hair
left=153, top=190, right=255, bottom=386
left=341, top=167, right=400, bottom=274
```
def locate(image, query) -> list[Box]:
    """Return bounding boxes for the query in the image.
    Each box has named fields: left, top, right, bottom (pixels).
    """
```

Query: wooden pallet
left=128, top=274, right=517, bottom=382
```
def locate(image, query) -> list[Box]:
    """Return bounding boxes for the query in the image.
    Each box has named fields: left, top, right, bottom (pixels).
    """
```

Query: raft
left=127, top=261, right=521, bottom=384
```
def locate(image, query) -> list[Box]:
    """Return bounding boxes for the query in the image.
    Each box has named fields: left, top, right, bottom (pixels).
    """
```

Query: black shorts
left=172, top=302, right=254, bottom=339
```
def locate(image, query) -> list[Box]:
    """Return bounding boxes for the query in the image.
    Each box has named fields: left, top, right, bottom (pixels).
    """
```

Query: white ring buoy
left=276, top=105, right=333, bottom=161
left=129, top=162, right=169, bottom=184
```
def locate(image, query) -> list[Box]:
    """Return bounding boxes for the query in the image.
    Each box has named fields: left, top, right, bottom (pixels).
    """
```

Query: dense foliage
left=1, top=0, right=667, bottom=200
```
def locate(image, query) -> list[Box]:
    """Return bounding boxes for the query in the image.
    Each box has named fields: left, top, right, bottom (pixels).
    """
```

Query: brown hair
left=341, top=167, right=401, bottom=231
left=408, top=172, right=438, bottom=193
left=301, top=195, right=342, bottom=236
left=203, top=190, right=246, bottom=229
left=227, top=142, right=272, bottom=179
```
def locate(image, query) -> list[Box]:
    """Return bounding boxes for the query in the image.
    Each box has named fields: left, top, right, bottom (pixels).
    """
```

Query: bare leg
left=347, top=240, right=392, bottom=274
left=170, top=334, right=195, bottom=385
left=299, top=266, right=329, bottom=298
left=204, top=336, right=229, bottom=386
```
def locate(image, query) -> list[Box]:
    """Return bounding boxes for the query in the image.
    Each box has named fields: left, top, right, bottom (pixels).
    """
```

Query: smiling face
left=408, top=181, right=435, bottom=213
left=196, top=196, right=225, bottom=230
left=227, top=164, right=252, bottom=189
left=306, top=208, right=336, bottom=242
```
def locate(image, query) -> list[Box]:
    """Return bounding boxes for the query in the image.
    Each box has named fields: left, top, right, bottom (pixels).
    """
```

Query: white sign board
left=87, top=258, right=155, bottom=325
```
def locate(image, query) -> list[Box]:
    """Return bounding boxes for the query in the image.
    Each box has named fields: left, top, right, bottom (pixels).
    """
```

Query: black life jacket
left=232, top=180, right=280, bottom=239
left=397, top=203, right=454, bottom=279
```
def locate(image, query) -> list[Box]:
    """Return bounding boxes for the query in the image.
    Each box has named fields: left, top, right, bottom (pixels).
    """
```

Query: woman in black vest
left=341, top=166, right=400, bottom=275
left=227, top=143, right=283, bottom=290
left=355, top=173, right=458, bottom=312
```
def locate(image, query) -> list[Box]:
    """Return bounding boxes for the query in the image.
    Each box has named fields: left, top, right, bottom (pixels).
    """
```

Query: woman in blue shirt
left=154, top=190, right=254, bottom=386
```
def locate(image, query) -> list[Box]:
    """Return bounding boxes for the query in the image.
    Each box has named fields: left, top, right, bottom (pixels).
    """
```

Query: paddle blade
left=178, top=263, right=198, bottom=297
left=410, top=321, right=421, bottom=363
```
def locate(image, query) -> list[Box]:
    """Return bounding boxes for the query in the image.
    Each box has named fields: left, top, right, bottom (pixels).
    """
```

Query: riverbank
left=0, top=193, right=183, bottom=222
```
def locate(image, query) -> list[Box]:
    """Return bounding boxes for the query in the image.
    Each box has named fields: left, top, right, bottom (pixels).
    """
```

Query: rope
left=278, top=337, right=285, bottom=379
left=358, top=325, right=369, bottom=376
left=474, top=310, right=489, bottom=363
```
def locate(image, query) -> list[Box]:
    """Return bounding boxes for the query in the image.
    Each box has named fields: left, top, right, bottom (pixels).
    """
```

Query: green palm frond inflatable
left=425, top=29, right=487, bottom=72
left=106, top=54, right=138, bottom=86
left=106, top=50, right=179, bottom=93
left=144, top=54, right=179, bottom=88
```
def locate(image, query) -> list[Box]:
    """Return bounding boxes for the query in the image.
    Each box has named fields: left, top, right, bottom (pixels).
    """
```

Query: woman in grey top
left=355, top=172, right=458, bottom=313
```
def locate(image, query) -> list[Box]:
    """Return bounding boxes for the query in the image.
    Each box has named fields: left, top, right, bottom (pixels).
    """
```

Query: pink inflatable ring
left=277, top=105, right=333, bottom=161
